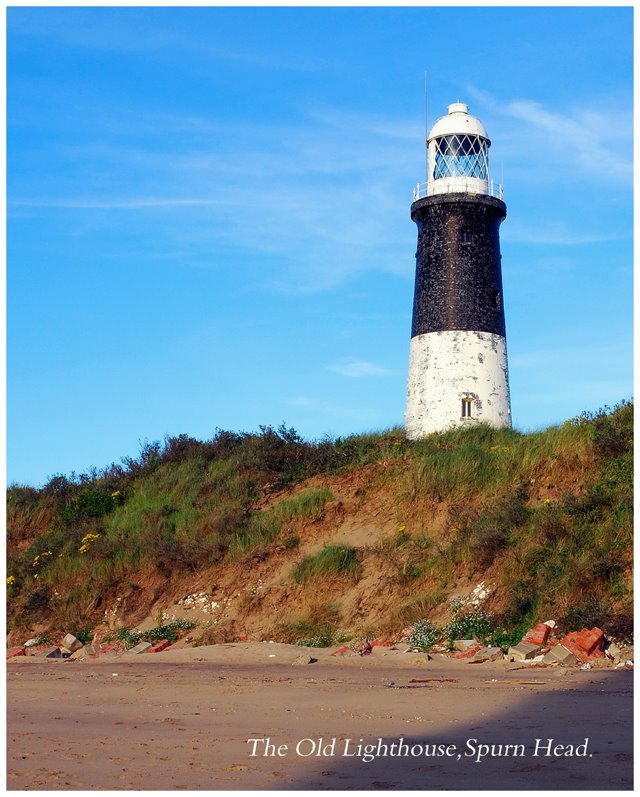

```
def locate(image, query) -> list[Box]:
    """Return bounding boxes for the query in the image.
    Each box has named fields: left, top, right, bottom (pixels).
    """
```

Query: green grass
left=276, top=602, right=342, bottom=646
left=292, top=544, right=361, bottom=584
left=6, top=402, right=633, bottom=641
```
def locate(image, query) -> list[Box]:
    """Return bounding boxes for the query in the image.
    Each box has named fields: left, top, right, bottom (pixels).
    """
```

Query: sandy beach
left=6, top=642, right=633, bottom=790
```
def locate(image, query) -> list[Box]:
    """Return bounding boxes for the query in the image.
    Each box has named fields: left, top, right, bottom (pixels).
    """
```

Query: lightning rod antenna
left=424, top=70, right=429, bottom=184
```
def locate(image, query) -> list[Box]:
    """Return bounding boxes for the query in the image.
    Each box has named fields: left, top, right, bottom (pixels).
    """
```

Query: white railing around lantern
left=412, top=180, right=504, bottom=202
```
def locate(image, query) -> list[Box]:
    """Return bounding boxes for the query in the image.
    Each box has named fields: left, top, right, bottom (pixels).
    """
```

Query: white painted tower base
left=405, top=330, right=511, bottom=439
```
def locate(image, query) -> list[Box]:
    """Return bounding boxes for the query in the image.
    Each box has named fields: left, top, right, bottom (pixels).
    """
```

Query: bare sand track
left=7, top=643, right=633, bottom=790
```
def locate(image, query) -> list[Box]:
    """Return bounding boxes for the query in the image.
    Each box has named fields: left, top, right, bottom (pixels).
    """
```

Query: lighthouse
left=405, top=101, right=511, bottom=438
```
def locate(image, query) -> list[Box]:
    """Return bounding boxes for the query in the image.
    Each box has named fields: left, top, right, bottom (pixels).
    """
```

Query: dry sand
left=7, top=643, right=633, bottom=790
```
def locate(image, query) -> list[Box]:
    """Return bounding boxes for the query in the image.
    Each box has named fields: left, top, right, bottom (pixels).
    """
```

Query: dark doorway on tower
left=461, top=397, right=474, bottom=418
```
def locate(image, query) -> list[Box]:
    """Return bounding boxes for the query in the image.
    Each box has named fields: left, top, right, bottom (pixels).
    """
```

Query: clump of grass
left=390, top=591, right=444, bottom=627
left=110, top=619, right=197, bottom=649
left=272, top=487, right=334, bottom=523
left=292, top=545, right=361, bottom=584
left=277, top=602, right=341, bottom=646
left=227, top=487, right=334, bottom=558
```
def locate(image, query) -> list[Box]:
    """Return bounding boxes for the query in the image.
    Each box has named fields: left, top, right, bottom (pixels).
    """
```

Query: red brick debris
left=452, top=644, right=482, bottom=659
left=147, top=639, right=171, bottom=654
left=560, top=627, right=606, bottom=662
left=523, top=623, right=551, bottom=647
left=7, top=647, right=25, bottom=659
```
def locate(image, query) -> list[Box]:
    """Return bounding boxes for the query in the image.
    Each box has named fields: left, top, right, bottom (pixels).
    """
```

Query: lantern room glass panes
left=433, top=135, right=488, bottom=180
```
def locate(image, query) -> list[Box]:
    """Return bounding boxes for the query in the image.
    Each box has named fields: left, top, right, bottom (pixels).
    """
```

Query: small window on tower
left=493, top=290, right=501, bottom=310
left=461, top=397, right=474, bottom=418
left=461, top=227, right=473, bottom=245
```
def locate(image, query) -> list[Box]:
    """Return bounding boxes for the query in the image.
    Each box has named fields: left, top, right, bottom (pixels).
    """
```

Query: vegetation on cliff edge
left=6, top=402, right=633, bottom=643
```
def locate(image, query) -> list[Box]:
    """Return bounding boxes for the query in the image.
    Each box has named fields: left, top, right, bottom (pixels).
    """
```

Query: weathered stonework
left=410, top=193, right=507, bottom=338
left=406, top=192, right=512, bottom=438
left=405, top=330, right=511, bottom=438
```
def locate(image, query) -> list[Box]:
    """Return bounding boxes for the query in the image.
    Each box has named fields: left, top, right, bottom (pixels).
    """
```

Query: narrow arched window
left=461, top=397, right=474, bottom=418
left=461, top=227, right=473, bottom=245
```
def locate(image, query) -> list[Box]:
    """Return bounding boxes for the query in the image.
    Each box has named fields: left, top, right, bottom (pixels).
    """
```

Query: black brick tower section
left=410, top=192, right=507, bottom=339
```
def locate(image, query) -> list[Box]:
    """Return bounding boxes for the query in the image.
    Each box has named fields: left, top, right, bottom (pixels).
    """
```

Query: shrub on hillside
left=407, top=619, right=440, bottom=651
left=292, top=545, right=361, bottom=584
left=444, top=610, right=495, bottom=645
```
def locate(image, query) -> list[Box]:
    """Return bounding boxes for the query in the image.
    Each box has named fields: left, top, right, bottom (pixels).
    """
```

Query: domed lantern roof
left=427, top=102, right=490, bottom=143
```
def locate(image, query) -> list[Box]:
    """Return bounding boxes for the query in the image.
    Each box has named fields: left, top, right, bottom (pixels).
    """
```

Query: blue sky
left=7, top=6, right=634, bottom=486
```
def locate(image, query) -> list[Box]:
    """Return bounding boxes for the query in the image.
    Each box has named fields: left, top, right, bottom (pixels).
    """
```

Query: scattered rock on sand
left=292, top=655, right=317, bottom=665
left=507, top=641, right=541, bottom=662
left=62, top=634, right=84, bottom=654
left=126, top=641, right=153, bottom=655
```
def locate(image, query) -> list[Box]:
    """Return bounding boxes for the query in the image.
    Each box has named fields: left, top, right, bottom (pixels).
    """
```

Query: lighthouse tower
left=405, top=102, right=511, bottom=438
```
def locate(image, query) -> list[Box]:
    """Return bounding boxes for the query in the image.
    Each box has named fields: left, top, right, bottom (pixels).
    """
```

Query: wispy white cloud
left=287, top=396, right=318, bottom=410
left=511, top=343, right=630, bottom=370
left=326, top=358, right=394, bottom=378
left=9, top=103, right=420, bottom=292
left=10, top=198, right=241, bottom=209
left=466, top=86, right=633, bottom=187
left=9, top=9, right=328, bottom=72
left=502, top=220, right=620, bottom=246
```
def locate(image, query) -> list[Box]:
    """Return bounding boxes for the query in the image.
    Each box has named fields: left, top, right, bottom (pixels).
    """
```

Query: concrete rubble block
left=70, top=644, right=98, bottom=660
left=43, top=647, right=64, bottom=659
left=523, top=623, right=551, bottom=647
left=471, top=646, right=503, bottom=663
left=507, top=641, right=541, bottom=662
left=7, top=647, right=25, bottom=659
left=542, top=644, right=578, bottom=666
left=605, top=642, right=622, bottom=662
left=126, top=641, right=153, bottom=655
left=62, top=634, right=84, bottom=654
left=453, top=639, right=478, bottom=652
left=23, top=638, right=40, bottom=648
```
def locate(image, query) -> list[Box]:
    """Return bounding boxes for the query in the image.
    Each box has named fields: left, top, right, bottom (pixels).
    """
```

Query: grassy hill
left=6, top=402, right=633, bottom=648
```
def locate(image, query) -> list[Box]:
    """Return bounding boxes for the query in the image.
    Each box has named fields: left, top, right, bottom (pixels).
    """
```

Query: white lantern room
left=413, top=102, right=503, bottom=201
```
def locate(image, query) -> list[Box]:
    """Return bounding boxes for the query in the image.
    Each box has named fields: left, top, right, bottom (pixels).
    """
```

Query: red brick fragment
left=452, top=645, right=482, bottom=659
left=331, top=646, right=351, bottom=657
left=560, top=628, right=607, bottom=662
left=147, top=639, right=170, bottom=653
left=576, top=627, right=605, bottom=655
left=523, top=623, right=551, bottom=647
left=7, top=647, right=25, bottom=659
